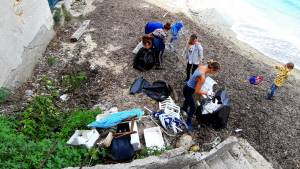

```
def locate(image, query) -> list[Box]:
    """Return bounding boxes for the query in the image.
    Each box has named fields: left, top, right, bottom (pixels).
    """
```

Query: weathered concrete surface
left=65, top=137, right=273, bottom=169
left=0, top=0, right=54, bottom=88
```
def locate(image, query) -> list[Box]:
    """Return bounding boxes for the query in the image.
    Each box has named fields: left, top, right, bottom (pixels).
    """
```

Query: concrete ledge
left=3, top=25, right=54, bottom=88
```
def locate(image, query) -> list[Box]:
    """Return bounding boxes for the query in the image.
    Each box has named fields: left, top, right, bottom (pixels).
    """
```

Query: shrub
left=21, top=96, right=63, bottom=140
left=62, top=72, right=87, bottom=91
left=58, top=108, right=101, bottom=140
left=0, top=87, right=10, bottom=103
left=53, top=9, right=62, bottom=26
left=47, top=56, right=58, bottom=66
left=40, top=75, right=60, bottom=97
left=61, top=4, right=72, bottom=22
left=0, top=116, right=89, bottom=169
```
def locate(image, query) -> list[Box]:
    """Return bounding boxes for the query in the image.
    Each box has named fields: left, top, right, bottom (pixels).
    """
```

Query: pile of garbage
left=66, top=96, right=187, bottom=162
left=65, top=75, right=231, bottom=163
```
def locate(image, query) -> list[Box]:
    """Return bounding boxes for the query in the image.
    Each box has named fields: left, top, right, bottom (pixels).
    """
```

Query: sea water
left=186, top=0, right=300, bottom=69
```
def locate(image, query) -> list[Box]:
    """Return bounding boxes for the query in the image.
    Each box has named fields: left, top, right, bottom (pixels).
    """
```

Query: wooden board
left=70, top=20, right=91, bottom=42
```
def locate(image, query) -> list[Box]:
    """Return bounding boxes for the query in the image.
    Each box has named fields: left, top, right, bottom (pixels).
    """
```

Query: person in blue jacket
left=145, top=21, right=164, bottom=34
left=170, top=21, right=184, bottom=43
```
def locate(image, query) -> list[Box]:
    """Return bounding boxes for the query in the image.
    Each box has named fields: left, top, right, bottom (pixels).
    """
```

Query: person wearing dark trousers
left=151, top=23, right=171, bottom=69
left=182, top=60, right=220, bottom=131
left=153, top=37, right=165, bottom=68
left=183, top=34, right=203, bottom=81
left=186, top=63, right=198, bottom=81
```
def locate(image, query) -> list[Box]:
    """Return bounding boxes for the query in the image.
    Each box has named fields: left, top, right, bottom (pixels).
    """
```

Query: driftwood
left=70, top=20, right=91, bottom=42
left=38, top=141, right=58, bottom=169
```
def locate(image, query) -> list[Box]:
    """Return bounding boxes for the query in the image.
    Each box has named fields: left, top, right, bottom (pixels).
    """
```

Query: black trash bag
left=111, top=137, right=134, bottom=161
left=196, top=89, right=230, bottom=129
left=133, top=47, right=155, bottom=71
left=111, top=123, right=134, bottom=161
left=142, top=80, right=172, bottom=102
left=130, top=77, right=172, bottom=102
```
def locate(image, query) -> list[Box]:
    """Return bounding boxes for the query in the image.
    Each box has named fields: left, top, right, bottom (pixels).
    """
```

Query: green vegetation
left=62, top=4, right=72, bottom=22
left=136, top=146, right=172, bottom=159
left=0, top=93, right=102, bottom=168
left=0, top=87, right=10, bottom=103
left=41, top=75, right=60, bottom=97
left=47, top=56, right=58, bottom=66
left=20, top=95, right=100, bottom=140
left=53, top=9, right=62, bottom=26
left=89, top=147, right=109, bottom=163
left=40, top=72, right=87, bottom=95
left=62, top=72, right=87, bottom=91
left=0, top=116, right=89, bottom=169
left=21, top=96, right=62, bottom=140
left=58, top=109, right=100, bottom=140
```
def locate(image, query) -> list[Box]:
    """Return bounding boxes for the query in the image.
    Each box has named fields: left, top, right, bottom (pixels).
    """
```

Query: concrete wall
left=0, top=0, right=54, bottom=88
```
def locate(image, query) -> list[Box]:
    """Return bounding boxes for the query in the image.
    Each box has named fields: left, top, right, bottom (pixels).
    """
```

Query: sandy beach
left=1, top=0, right=299, bottom=168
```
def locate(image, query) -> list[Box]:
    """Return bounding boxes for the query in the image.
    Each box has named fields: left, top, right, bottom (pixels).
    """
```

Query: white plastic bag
left=132, top=41, right=144, bottom=54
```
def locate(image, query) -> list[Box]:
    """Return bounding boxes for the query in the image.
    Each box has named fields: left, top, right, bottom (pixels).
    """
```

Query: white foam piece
left=67, top=129, right=99, bottom=149
left=144, top=127, right=165, bottom=148
left=129, top=121, right=141, bottom=151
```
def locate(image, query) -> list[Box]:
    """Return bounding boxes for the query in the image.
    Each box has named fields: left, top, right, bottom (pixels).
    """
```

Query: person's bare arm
left=194, top=75, right=207, bottom=95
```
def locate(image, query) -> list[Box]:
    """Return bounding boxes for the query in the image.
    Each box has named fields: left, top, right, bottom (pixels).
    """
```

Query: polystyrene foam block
left=67, top=129, right=99, bottom=149
left=129, top=121, right=141, bottom=151
left=144, top=127, right=165, bottom=148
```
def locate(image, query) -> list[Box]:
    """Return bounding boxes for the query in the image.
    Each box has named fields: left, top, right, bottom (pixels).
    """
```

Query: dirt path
left=1, top=0, right=299, bottom=168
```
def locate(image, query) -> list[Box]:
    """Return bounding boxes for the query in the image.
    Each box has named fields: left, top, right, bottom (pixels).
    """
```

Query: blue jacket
left=145, top=21, right=164, bottom=34
left=171, top=21, right=184, bottom=38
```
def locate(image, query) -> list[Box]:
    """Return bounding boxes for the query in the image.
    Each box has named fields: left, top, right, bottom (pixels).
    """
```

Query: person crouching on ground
left=133, top=35, right=155, bottom=71
left=266, top=62, right=294, bottom=100
left=183, top=34, right=204, bottom=81
left=151, top=23, right=171, bottom=69
left=145, top=21, right=171, bottom=34
left=182, top=60, right=220, bottom=131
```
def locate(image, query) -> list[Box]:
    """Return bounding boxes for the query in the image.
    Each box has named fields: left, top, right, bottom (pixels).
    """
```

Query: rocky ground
left=1, top=0, right=299, bottom=168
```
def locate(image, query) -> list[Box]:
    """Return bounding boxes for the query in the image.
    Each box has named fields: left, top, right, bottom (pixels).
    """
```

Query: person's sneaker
left=187, top=124, right=193, bottom=132
left=265, top=95, right=273, bottom=100
left=265, top=97, right=273, bottom=100
left=186, top=119, right=193, bottom=131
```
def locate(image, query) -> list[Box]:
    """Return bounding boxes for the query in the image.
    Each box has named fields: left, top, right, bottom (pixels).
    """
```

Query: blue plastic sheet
left=88, top=108, right=144, bottom=128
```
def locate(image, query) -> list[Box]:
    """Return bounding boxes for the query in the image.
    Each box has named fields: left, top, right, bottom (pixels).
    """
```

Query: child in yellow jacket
left=266, top=62, right=294, bottom=100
